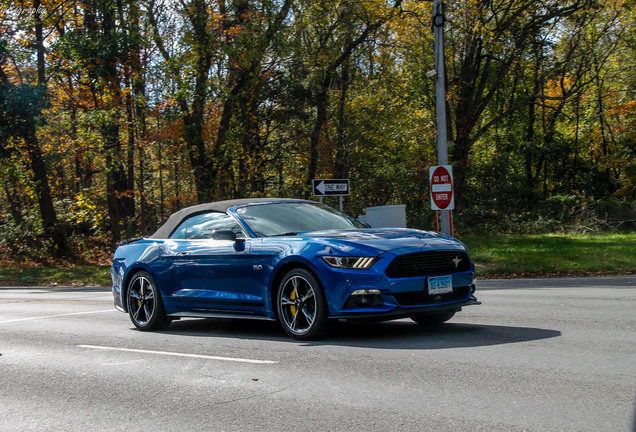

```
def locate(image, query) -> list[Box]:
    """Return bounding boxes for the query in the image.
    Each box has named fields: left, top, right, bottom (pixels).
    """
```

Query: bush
left=0, top=210, right=48, bottom=260
left=457, top=195, right=636, bottom=235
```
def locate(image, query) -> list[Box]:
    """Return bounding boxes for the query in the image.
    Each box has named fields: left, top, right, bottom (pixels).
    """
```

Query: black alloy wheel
left=126, top=271, right=170, bottom=331
left=277, top=268, right=328, bottom=340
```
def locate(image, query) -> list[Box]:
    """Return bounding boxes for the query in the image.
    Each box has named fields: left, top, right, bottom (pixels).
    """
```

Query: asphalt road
left=1, top=276, right=635, bottom=431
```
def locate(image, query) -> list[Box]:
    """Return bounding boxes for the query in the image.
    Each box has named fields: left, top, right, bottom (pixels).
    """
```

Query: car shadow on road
left=323, top=320, right=561, bottom=349
left=161, top=318, right=561, bottom=350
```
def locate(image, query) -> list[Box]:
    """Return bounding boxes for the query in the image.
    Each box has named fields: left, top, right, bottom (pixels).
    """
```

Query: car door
left=167, top=212, right=267, bottom=314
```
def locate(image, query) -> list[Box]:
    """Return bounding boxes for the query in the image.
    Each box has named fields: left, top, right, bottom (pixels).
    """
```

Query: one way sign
left=312, top=179, right=350, bottom=196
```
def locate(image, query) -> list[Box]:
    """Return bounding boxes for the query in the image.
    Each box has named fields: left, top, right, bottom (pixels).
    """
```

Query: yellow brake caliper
left=290, top=289, right=296, bottom=316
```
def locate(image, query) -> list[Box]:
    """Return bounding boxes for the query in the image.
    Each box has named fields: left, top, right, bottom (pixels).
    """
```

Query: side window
left=170, top=212, right=243, bottom=239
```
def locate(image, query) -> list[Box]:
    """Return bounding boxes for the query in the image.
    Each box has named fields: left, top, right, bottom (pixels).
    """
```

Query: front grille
left=393, top=286, right=470, bottom=306
left=385, top=251, right=471, bottom=278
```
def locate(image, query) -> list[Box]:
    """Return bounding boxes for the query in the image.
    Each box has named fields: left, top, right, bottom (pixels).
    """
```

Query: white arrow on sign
left=316, top=181, right=326, bottom=195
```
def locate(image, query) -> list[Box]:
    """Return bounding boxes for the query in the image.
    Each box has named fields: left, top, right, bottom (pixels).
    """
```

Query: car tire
left=410, top=310, right=455, bottom=326
left=277, top=268, right=328, bottom=340
left=126, top=271, right=170, bottom=331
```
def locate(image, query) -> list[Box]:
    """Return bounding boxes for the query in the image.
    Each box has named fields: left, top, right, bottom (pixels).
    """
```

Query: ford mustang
left=110, top=198, right=479, bottom=339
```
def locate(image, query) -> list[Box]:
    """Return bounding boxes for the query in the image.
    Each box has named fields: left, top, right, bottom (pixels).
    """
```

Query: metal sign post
left=433, top=0, right=452, bottom=236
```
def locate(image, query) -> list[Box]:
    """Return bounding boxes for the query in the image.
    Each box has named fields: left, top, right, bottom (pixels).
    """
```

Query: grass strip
left=0, top=264, right=111, bottom=287
left=461, top=232, right=636, bottom=278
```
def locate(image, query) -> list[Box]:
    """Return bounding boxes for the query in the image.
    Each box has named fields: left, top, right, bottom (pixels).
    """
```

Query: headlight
left=321, top=256, right=378, bottom=269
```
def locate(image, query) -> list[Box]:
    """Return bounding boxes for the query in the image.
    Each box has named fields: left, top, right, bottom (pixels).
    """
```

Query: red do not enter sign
left=430, top=165, right=454, bottom=210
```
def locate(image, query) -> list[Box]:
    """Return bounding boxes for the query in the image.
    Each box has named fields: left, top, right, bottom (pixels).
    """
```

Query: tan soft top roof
left=149, top=198, right=313, bottom=239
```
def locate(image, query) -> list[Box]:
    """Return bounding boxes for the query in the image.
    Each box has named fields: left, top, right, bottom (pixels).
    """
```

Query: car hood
left=299, top=228, right=465, bottom=254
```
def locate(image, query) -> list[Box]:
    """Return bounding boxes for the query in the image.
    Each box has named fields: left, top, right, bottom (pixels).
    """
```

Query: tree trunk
left=95, top=0, right=133, bottom=242
left=308, top=78, right=329, bottom=192
left=24, top=121, right=68, bottom=255
left=27, top=0, right=69, bottom=255
left=334, top=61, right=351, bottom=179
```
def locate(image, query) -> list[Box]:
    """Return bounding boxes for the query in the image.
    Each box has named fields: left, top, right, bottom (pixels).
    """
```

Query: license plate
left=428, top=275, right=453, bottom=295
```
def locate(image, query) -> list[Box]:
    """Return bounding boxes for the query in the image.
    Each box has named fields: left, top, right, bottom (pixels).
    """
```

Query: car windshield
left=236, top=202, right=365, bottom=237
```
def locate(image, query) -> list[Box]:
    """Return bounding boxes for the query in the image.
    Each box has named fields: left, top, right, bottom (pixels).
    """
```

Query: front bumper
left=328, top=279, right=480, bottom=319
left=329, top=295, right=481, bottom=320
left=316, top=256, right=479, bottom=318
left=313, top=242, right=480, bottom=319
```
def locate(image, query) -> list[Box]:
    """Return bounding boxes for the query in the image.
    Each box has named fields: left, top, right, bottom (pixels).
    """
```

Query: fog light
left=345, top=290, right=384, bottom=309
left=356, top=296, right=370, bottom=306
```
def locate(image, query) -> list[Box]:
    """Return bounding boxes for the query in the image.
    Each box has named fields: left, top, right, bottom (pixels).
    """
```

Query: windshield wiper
left=272, top=232, right=299, bottom=237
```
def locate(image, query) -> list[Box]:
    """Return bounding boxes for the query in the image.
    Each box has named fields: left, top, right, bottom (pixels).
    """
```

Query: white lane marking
left=78, top=345, right=277, bottom=365
left=0, top=309, right=115, bottom=324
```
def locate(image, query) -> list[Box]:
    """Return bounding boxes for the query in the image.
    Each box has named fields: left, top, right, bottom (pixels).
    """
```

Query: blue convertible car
left=111, top=198, right=479, bottom=339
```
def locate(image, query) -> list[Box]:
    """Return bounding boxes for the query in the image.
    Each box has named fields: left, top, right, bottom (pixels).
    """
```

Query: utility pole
left=433, top=0, right=452, bottom=235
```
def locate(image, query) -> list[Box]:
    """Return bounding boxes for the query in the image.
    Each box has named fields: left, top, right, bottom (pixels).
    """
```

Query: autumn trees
left=1, top=3, right=68, bottom=255
left=0, top=0, right=634, bottom=256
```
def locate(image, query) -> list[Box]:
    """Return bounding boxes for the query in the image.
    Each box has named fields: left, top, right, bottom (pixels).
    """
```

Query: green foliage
left=0, top=211, right=45, bottom=257
left=53, top=29, right=133, bottom=81
left=0, top=82, right=48, bottom=142
left=57, top=195, right=106, bottom=235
